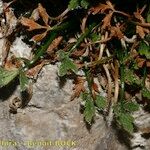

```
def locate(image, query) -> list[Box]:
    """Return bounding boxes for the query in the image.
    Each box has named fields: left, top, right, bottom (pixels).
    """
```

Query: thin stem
left=84, top=69, right=93, bottom=96
left=51, top=21, right=74, bottom=32
left=86, top=56, right=113, bottom=67
left=68, top=23, right=97, bottom=54
left=120, top=63, right=125, bottom=102
left=114, top=10, right=131, bottom=18
left=142, top=64, right=147, bottom=87
left=103, top=64, right=112, bottom=103
left=98, top=34, right=105, bottom=60
left=27, top=32, right=57, bottom=68
left=130, top=21, right=150, bottom=28
left=114, top=60, right=119, bottom=104
left=49, top=8, right=69, bottom=21
left=103, top=64, right=113, bottom=126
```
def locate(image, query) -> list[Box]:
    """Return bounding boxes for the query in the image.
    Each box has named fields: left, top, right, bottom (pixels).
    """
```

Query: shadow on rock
left=0, top=80, right=18, bottom=102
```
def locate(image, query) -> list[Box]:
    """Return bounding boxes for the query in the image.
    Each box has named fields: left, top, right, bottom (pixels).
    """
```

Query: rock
left=0, top=64, right=127, bottom=150
left=10, top=36, right=32, bottom=59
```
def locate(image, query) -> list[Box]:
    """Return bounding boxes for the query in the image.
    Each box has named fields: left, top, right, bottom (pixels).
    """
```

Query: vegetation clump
left=0, top=0, right=150, bottom=133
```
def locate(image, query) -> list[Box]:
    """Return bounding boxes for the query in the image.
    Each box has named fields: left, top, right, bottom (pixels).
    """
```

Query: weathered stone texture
left=0, top=65, right=127, bottom=150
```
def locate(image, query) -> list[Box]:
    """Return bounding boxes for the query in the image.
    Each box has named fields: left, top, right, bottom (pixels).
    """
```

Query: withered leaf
left=134, top=12, right=145, bottom=23
left=136, top=57, right=145, bottom=68
left=146, top=61, right=150, bottom=67
left=90, top=4, right=110, bottom=14
left=90, top=1, right=114, bottom=14
left=110, top=26, right=124, bottom=39
left=92, top=82, right=99, bottom=93
left=71, top=77, right=85, bottom=100
left=130, top=49, right=139, bottom=58
left=136, top=25, right=145, bottom=39
left=136, top=25, right=149, bottom=39
left=102, top=12, right=113, bottom=29
left=134, top=7, right=145, bottom=23
left=4, top=56, right=22, bottom=70
left=2, top=5, right=18, bottom=36
left=106, top=1, right=114, bottom=10
left=30, top=8, right=40, bottom=21
left=2, top=39, right=11, bottom=66
left=47, top=36, right=63, bottom=54
left=32, top=30, right=48, bottom=42
left=38, top=3, right=49, bottom=25
left=71, top=49, right=85, bottom=57
left=20, top=17, right=46, bottom=31
left=26, top=61, right=46, bottom=79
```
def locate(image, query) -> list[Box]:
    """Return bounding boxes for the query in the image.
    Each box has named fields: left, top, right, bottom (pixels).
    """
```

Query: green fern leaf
left=123, top=102, right=139, bottom=112
left=58, top=50, right=78, bottom=76
left=95, top=95, right=106, bottom=110
left=68, top=0, right=80, bottom=10
left=84, top=97, right=95, bottom=124
left=118, top=113, right=134, bottom=133
left=142, top=88, right=150, bottom=99
left=81, top=0, right=89, bottom=9
left=124, top=68, right=141, bottom=85
left=0, top=67, right=19, bottom=88
left=19, top=70, right=29, bottom=91
left=138, top=41, right=150, bottom=59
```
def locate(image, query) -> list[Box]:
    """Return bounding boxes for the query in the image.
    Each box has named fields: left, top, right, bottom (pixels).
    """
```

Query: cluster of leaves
left=81, top=69, right=107, bottom=124
left=0, top=67, right=28, bottom=91
left=58, top=50, right=78, bottom=76
left=114, top=101, right=139, bottom=133
left=0, top=0, right=150, bottom=134
left=82, top=92, right=106, bottom=124
left=68, top=0, right=90, bottom=10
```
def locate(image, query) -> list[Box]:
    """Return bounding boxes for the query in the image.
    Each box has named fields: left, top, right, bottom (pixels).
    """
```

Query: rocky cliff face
left=0, top=64, right=127, bottom=150
left=0, top=1, right=149, bottom=149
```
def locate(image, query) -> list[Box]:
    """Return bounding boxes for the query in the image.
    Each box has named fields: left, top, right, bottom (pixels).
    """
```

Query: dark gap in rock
left=0, top=79, right=18, bottom=101
left=142, top=133, right=150, bottom=139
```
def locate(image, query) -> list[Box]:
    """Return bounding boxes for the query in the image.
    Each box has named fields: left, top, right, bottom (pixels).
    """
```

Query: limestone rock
left=0, top=64, right=127, bottom=150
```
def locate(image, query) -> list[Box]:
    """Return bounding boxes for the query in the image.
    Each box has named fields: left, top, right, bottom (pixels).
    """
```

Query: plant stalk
left=68, top=23, right=97, bottom=54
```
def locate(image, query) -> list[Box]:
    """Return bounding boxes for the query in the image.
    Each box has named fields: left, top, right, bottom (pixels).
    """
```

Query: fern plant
left=0, top=0, right=150, bottom=136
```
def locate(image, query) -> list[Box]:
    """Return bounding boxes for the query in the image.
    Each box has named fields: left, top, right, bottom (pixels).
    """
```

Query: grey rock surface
left=0, top=65, right=127, bottom=150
